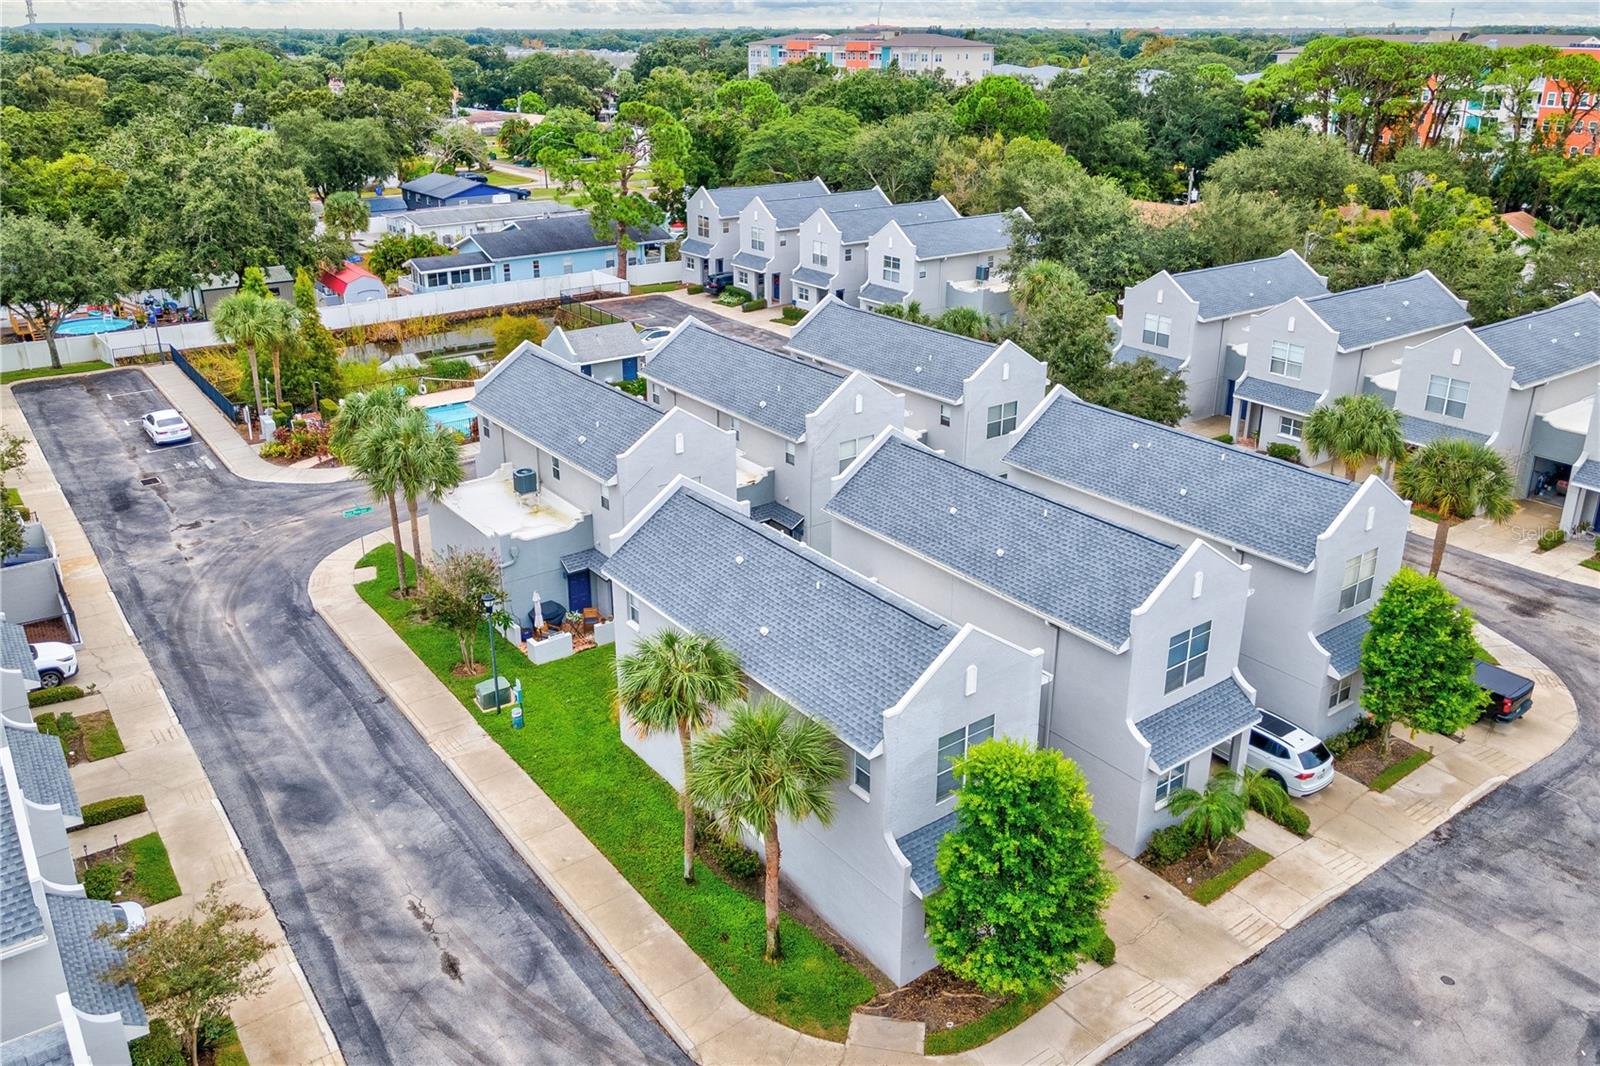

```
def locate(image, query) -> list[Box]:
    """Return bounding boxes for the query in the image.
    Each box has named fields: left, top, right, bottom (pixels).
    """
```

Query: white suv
left=30, top=642, right=78, bottom=688
left=1242, top=711, right=1334, bottom=797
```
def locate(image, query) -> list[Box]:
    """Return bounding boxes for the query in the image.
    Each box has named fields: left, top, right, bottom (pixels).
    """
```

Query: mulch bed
left=1336, top=733, right=1428, bottom=788
left=859, top=966, right=1006, bottom=1031
left=23, top=618, right=72, bottom=643
left=1141, top=834, right=1259, bottom=900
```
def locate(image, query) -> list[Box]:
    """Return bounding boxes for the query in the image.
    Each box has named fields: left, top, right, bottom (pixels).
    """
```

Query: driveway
left=1114, top=541, right=1599, bottom=1065
left=14, top=371, right=687, bottom=1066
left=598, top=293, right=788, bottom=350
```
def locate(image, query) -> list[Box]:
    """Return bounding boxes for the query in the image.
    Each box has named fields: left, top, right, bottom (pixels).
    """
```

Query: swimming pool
left=424, top=401, right=477, bottom=435
left=56, top=312, right=135, bottom=336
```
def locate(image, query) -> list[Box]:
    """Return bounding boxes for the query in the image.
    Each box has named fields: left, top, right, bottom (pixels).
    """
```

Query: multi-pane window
left=626, top=592, right=638, bottom=625
left=936, top=715, right=995, bottom=800
left=599, top=490, right=610, bottom=510
left=985, top=401, right=1018, bottom=439
left=1269, top=340, right=1305, bottom=379
left=939, top=403, right=952, bottom=428
left=796, top=286, right=811, bottom=303
left=721, top=219, right=731, bottom=234
left=852, top=750, right=871, bottom=795
left=696, top=216, right=710, bottom=238
left=1279, top=415, right=1304, bottom=440
left=550, top=456, right=561, bottom=481
left=844, top=246, right=853, bottom=262
left=1164, top=621, right=1212, bottom=694
left=811, top=240, right=828, bottom=268
left=1154, top=764, right=1187, bottom=807
left=882, top=255, right=901, bottom=283
left=737, top=270, right=749, bottom=286
left=729, top=417, right=741, bottom=442
left=837, top=434, right=872, bottom=473
left=750, top=226, right=766, bottom=252
left=1340, top=548, right=1378, bottom=610
left=1425, top=374, right=1469, bottom=420
left=784, top=442, right=795, bottom=466
left=1142, top=313, right=1172, bottom=348
left=1328, top=676, right=1354, bottom=709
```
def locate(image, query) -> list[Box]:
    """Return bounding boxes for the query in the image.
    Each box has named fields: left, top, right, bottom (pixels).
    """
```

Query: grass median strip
left=1370, top=749, right=1433, bottom=793
left=924, top=989, right=1057, bottom=1056
left=1, top=360, right=113, bottom=385
left=354, top=544, right=875, bottom=1040
left=1192, top=847, right=1272, bottom=905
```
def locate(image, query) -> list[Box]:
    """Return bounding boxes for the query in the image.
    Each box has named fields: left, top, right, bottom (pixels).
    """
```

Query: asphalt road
left=16, top=371, right=687, bottom=1066
left=1115, top=541, right=1599, bottom=1065
left=597, top=293, right=789, bottom=350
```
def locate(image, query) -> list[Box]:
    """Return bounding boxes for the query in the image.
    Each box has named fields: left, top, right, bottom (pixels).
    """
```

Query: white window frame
left=1154, top=764, right=1187, bottom=808
left=696, top=215, right=710, bottom=238
left=1328, top=675, right=1354, bottom=710
left=1142, top=313, right=1172, bottom=348
left=837, top=434, right=872, bottom=473
left=1425, top=374, right=1469, bottom=420
left=939, top=403, right=952, bottom=428
left=784, top=441, right=796, bottom=466
left=882, top=255, right=901, bottom=284
left=1164, top=621, right=1212, bottom=694
left=811, top=240, right=828, bottom=268
left=985, top=401, right=1018, bottom=439
left=936, top=715, right=995, bottom=800
left=750, top=226, right=766, bottom=252
left=1340, top=548, right=1378, bottom=610
left=851, top=750, right=871, bottom=798
left=1278, top=415, right=1304, bottom=441
left=625, top=592, right=639, bottom=627
left=795, top=285, right=810, bottom=303
left=550, top=456, right=561, bottom=481
left=844, top=246, right=853, bottom=262
left=1269, top=339, right=1305, bottom=380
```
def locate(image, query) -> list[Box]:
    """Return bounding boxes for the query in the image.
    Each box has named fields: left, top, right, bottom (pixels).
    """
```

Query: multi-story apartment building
left=1006, top=389, right=1411, bottom=741
left=732, top=188, right=890, bottom=303
left=1466, top=35, right=1600, bottom=156
left=436, top=344, right=736, bottom=626
left=1115, top=251, right=1330, bottom=418
left=827, top=432, right=1260, bottom=856
left=788, top=198, right=959, bottom=309
left=857, top=212, right=1017, bottom=319
left=787, top=296, right=1048, bottom=474
left=1227, top=271, right=1471, bottom=461
left=1377, top=292, right=1600, bottom=498
left=401, top=212, right=671, bottom=293
left=745, top=30, right=994, bottom=84
left=642, top=317, right=903, bottom=551
left=2, top=621, right=147, bottom=1066
left=680, top=179, right=828, bottom=285
left=602, top=479, right=1043, bottom=985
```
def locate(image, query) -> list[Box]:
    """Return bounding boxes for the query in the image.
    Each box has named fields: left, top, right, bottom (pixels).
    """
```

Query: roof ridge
left=1475, top=290, right=1600, bottom=333
left=1172, top=249, right=1298, bottom=280
left=503, top=345, right=664, bottom=414
left=668, top=324, right=847, bottom=380
left=805, top=299, right=995, bottom=349
left=1306, top=271, right=1445, bottom=304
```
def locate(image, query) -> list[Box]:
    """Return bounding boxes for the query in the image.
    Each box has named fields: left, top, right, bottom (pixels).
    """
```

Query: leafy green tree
left=732, top=106, right=859, bottom=185
left=0, top=215, right=124, bottom=369
left=0, top=151, right=127, bottom=230
left=1010, top=260, right=1114, bottom=392
left=1549, top=158, right=1600, bottom=228
left=952, top=75, right=1048, bottom=139
left=1302, top=394, right=1404, bottom=478
left=330, top=389, right=410, bottom=594
left=1190, top=191, right=1306, bottom=267
left=374, top=407, right=465, bottom=592
left=344, top=42, right=454, bottom=105
left=212, top=267, right=295, bottom=416
left=1139, top=67, right=1251, bottom=175
left=321, top=191, right=369, bottom=246
left=541, top=102, right=687, bottom=280
left=490, top=313, right=550, bottom=357
left=286, top=269, right=343, bottom=407
left=925, top=738, right=1112, bottom=997
left=365, top=233, right=451, bottom=284
left=1395, top=438, right=1516, bottom=577
left=1283, top=37, right=1427, bottom=159
left=712, top=78, right=791, bottom=130
left=1413, top=42, right=1495, bottom=149
left=1167, top=771, right=1247, bottom=861
left=1360, top=568, right=1484, bottom=756
left=1523, top=228, right=1600, bottom=310
left=1204, top=127, right=1377, bottom=210
left=0, top=429, right=30, bottom=560
left=688, top=699, right=843, bottom=961
left=757, top=54, right=835, bottom=102
left=419, top=549, right=504, bottom=672
left=1082, top=356, right=1189, bottom=426
left=801, top=68, right=947, bottom=124
left=932, top=306, right=993, bottom=340
left=429, top=122, right=490, bottom=170
left=846, top=111, right=953, bottom=203
left=179, top=126, right=316, bottom=285
left=1240, top=766, right=1292, bottom=824
left=541, top=73, right=601, bottom=114
left=503, top=90, right=547, bottom=114
left=274, top=109, right=398, bottom=198
left=103, top=884, right=274, bottom=1066
left=617, top=630, right=746, bottom=883
left=1008, top=165, right=1151, bottom=294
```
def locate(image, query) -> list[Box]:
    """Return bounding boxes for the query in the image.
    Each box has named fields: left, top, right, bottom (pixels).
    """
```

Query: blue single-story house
left=399, top=172, right=532, bottom=210
left=401, top=211, right=672, bottom=292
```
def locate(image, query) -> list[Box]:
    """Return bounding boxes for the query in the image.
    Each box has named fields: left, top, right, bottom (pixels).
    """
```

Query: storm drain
left=140, top=476, right=161, bottom=486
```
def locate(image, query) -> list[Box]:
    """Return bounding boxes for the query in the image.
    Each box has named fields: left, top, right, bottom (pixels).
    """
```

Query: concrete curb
left=1446, top=774, right=1510, bottom=817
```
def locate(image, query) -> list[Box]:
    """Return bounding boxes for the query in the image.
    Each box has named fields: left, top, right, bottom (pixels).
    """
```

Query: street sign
left=342, top=505, right=373, bottom=518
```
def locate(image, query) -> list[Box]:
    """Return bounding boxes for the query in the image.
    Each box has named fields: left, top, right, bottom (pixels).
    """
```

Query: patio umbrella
left=531, top=593, right=543, bottom=631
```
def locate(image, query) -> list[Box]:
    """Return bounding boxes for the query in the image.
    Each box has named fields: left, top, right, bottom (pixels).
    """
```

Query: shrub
left=701, top=829, right=763, bottom=879
left=1143, top=824, right=1192, bottom=866
left=613, top=378, right=647, bottom=397
left=54, top=711, right=80, bottom=744
left=427, top=358, right=473, bottom=382
left=82, top=795, right=148, bottom=827
left=741, top=298, right=768, bottom=313
left=1266, top=442, right=1301, bottom=463
left=262, top=422, right=331, bottom=462
left=1212, top=433, right=1234, bottom=444
left=777, top=305, right=805, bottom=323
left=686, top=284, right=704, bottom=295
left=318, top=398, right=340, bottom=422
left=32, top=712, right=57, bottom=735
left=1537, top=528, right=1566, bottom=552
left=29, top=684, right=85, bottom=707
left=1089, top=930, right=1116, bottom=967
left=1276, top=803, right=1312, bottom=836
left=715, top=287, right=751, bottom=306
left=130, top=1019, right=185, bottom=1066
left=82, top=863, right=120, bottom=899
left=1324, top=714, right=1379, bottom=758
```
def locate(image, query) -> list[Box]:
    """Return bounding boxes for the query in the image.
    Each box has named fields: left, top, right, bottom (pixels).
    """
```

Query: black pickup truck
left=1475, top=660, right=1535, bottom=723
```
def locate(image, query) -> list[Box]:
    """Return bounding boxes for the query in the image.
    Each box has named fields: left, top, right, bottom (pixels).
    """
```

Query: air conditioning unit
left=975, top=265, right=991, bottom=281
left=513, top=467, right=538, bottom=495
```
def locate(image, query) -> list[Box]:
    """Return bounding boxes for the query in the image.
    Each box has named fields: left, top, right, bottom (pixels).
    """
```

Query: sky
left=3, top=0, right=1598, bottom=33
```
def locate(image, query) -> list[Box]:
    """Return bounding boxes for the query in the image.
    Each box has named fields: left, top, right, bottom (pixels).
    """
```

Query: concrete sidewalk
left=1409, top=507, right=1599, bottom=589
left=140, top=362, right=350, bottom=485
left=312, top=525, right=1577, bottom=1065
left=3, top=386, right=343, bottom=1066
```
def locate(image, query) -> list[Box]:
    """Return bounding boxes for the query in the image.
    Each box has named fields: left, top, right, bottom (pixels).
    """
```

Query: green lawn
left=1581, top=554, right=1600, bottom=573
left=627, top=281, right=682, bottom=294
left=924, top=989, right=1057, bottom=1055
left=1192, top=847, right=1271, bottom=905
left=1371, top=750, right=1433, bottom=793
left=355, top=544, right=876, bottom=1039
left=1, top=360, right=113, bottom=385
left=482, top=168, right=531, bottom=187
left=83, top=832, right=181, bottom=905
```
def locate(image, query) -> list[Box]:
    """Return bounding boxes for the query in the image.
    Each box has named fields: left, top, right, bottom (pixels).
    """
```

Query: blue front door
left=771, top=274, right=781, bottom=301
left=622, top=357, right=639, bottom=381
left=567, top=571, right=592, bottom=614
left=1223, top=378, right=1236, bottom=416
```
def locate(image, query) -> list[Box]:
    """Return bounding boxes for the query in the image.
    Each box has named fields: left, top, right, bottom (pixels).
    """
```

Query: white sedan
left=141, top=409, right=191, bottom=445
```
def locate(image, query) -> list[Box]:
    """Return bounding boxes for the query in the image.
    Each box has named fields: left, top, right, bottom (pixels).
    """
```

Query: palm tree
left=1394, top=438, right=1516, bottom=577
left=617, top=631, right=745, bottom=883
left=688, top=699, right=844, bottom=960
left=1302, top=394, right=1405, bottom=480
left=212, top=284, right=294, bottom=421
left=331, top=390, right=410, bottom=595
left=1167, top=771, right=1247, bottom=861
left=1240, top=766, right=1291, bottom=823
left=371, top=408, right=465, bottom=594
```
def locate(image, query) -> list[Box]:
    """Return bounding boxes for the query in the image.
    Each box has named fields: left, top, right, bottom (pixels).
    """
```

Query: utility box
left=474, top=676, right=513, bottom=710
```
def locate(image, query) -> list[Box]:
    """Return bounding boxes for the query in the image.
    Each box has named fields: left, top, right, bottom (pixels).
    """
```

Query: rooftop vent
left=995, top=547, right=1005, bottom=557
left=758, top=625, right=769, bottom=636
left=948, top=506, right=958, bottom=515
left=578, top=434, right=588, bottom=444
left=734, top=554, right=745, bottom=565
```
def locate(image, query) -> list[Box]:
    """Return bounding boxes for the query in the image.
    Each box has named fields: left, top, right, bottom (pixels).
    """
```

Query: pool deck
left=409, top=386, right=476, bottom=410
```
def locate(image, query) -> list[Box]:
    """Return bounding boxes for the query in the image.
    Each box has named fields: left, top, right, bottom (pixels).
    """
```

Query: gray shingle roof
left=468, top=213, right=668, bottom=261
left=764, top=189, right=889, bottom=229
left=602, top=488, right=959, bottom=753
left=392, top=201, right=575, bottom=229
left=789, top=298, right=996, bottom=402
left=5, top=727, right=79, bottom=820
left=1397, top=413, right=1490, bottom=447
left=1134, top=678, right=1260, bottom=772
left=471, top=347, right=662, bottom=481
left=646, top=322, right=846, bottom=440
left=1305, top=273, right=1470, bottom=351
left=549, top=322, right=647, bottom=364
left=1571, top=459, right=1600, bottom=491
left=790, top=266, right=834, bottom=288
left=750, top=501, right=804, bottom=531
left=828, top=199, right=960, bottom=244
left=560, top=547, right=609, bottom=575
left=705, top=180, right=827, bottom=216
left=1003, top=392, right=1361, bottom=568
left=679, top=237, right=715, bottom=258
left=897, top=212, right=1012, bottom=259
left=0, top=1023, right=73, bottom=1066
left=731, top=251, right=771, bottom=271
left=44, top=893, right=146, bottom=1026
left=1, top=783, right=44, bottom=948
left=1113, top=344, right=1183, bottom=373
left=1233, top=376, right=1321, bottom=414
left=408, top=251, right=489, bottom=271
left=826, top=437, right=1182, bottom=648
left=402, top=173, right=494, bottom=199
left=2, top=620, right=39, bottom=684
left=1316, top=615, right=1371, bottom=678
left=1170, top=251, right=1328, bottom=321
left=895, top=811, right=958, bottom=897
left=858, top=284, right=908, bottom=306
left=1472, top=292, right=1600, bottom=387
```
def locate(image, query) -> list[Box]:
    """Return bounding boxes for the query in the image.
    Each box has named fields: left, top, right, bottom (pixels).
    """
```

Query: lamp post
left=481, top=592, right=502, bottom=714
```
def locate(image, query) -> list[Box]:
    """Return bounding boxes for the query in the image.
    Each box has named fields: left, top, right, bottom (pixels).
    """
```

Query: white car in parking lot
left=1241, top=711, right=1335, bottom=796
left=30, top=642, right=78, bottom=687
left=141, top=409, right=191, bottom=445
